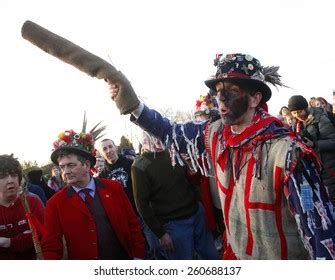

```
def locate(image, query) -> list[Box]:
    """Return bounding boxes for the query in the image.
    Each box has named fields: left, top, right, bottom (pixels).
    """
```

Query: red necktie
left=80, top=189, right=93, bottom=210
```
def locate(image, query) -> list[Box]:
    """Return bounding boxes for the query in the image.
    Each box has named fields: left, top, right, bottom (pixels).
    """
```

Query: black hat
left=51, top=142, right=97, bottom=166
left=204, top=53, right=285, bottom=103
left=288, top=95, right=308, bottom=111
left=27, top=167, right=43, bottom=183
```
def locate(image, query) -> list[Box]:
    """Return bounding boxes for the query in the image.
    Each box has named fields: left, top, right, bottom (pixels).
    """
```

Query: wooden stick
left=21, top=20, right=140, bottom=114
left=19, top=191, right=44, bottom=260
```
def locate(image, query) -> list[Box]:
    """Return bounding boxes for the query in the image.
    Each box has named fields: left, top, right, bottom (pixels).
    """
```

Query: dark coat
left=302, top=107, right=335, bottom=202
left=27, top=183, right=47, bottom=205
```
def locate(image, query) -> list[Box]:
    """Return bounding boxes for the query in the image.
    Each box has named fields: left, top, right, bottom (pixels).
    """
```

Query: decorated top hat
left=51, top=113, right=106, bottom=166
left=204, top=53, right=285, bottom=102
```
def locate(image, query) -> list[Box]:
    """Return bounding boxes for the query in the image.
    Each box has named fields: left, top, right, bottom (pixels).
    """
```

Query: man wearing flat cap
left=106, top=53, right=335, bottom=259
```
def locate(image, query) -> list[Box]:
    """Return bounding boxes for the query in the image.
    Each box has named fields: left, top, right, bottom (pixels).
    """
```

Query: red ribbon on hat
left=217, top=72, right=251, bottom=79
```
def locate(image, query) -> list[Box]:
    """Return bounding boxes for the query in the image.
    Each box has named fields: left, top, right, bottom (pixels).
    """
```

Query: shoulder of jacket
left=119, top=154, right=132, bottom=162
left=94, top=179, right=124, bottom=197
left=208, top=118, right=222, bottom=129
left=48, top=187, right=69, bottom=202
left=310, top=107, right=327, bottom=121
left=271, top=135, right=296, bottom=149
left=205, top=119, right=222, bottom=138
left=205, top=119, right=223, bottom=149
left=96, top=177, right=119, bottom=188
left=132, top=156, right=152, bottom=172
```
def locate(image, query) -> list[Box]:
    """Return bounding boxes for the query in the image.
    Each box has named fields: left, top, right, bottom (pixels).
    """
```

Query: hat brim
left=204, top=77, right=271, bottom=102
left=51, top=147, right=96, bottom=166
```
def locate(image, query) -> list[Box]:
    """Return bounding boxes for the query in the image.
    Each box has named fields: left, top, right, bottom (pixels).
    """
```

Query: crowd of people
left=1, top=52, right=335, bottom=260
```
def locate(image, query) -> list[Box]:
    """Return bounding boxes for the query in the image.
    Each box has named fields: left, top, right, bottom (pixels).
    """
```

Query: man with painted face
left=106, top=53, right=335, bottom=259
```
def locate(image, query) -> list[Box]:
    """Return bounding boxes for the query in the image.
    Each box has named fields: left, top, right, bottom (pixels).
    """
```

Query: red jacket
left=0, top=195, right=44, bottom=259
left=41, top=178, right=145, bottom=259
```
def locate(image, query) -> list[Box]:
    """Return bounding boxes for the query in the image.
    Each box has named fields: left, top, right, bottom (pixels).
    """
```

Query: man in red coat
left=41, top=128, right=145, bottom=260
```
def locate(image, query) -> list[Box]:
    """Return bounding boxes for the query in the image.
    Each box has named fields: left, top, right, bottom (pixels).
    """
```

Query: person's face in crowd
left=215, top=81, right=261, bottom=126
left=141, top=134, right=165, bottom=153
left=315, top=100, right=326, bottom=109
left=0, top=171, right=20, bottom=203
left=309, top=98, right=316, bottom=107
left=291, top=109, right=308, bottom=122
left=285, top=115, right=293, bottom=126
left=57, top=154, right=90, bottom=188
left=94, top=157, right=105, bottom=173
left=52, top=166, right=61, bottom=178
left=281, top=107, right=289, bottom=116
left=100, top=140, right=118, bottom=164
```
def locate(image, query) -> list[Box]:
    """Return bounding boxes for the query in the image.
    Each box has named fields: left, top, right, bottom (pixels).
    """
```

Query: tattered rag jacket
left=131, top=105, right=335, bottom=260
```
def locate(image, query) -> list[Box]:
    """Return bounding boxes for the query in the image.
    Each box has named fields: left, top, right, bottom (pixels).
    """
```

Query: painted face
left=0, top=172, right=20, bottom=203
left=58, top=154, right=90, bottom=187
left=215, top=82, right=250, bottom=125
left=291, top=109, right=308, bottom=122
left=100, top=140, right=118, bottom=164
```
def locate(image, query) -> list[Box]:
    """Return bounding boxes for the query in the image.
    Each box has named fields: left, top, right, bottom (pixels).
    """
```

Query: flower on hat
left=53, top=129, right=96, bottom=154
left=51, top=112, right=106, bottom=165
left=194, top=93, right=218, bottom=117
left=57, top=130, right=75, bottom=144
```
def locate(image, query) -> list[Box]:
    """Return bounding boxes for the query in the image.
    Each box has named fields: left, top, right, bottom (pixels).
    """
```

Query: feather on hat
left=51, top=112, right=106, bottom=165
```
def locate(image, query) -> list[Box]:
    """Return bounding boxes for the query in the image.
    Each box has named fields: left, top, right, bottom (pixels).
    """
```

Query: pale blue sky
left=1, top=0, right=334, bottom=164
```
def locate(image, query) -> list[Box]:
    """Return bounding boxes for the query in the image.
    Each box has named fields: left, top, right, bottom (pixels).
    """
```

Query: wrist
left=131, top=102, right=144, bottom=119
